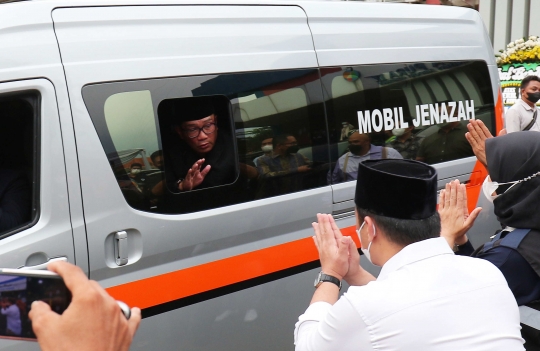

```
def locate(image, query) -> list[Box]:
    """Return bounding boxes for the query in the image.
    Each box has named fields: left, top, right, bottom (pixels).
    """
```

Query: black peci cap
left=160, top=96, right=216, bottom=125
left=355, top=159, right=438, bottom=220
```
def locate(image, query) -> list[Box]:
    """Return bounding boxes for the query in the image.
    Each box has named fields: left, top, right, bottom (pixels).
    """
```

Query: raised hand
left=180, top=158, right=211, bottom=191
left=465, top=119, right=493, bottom=169
left=438, top=179, right=482, bottom=248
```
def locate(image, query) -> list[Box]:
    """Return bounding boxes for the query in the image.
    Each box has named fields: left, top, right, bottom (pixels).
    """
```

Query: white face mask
left=131, top=169, right=141, bottom=174
left=261, top=145, right=273, bottom=153
left=482, top=172, right=540, bottom=203
left=356, top=221, right=376, bottom=264
left=392, top=128, right=406, bottom=137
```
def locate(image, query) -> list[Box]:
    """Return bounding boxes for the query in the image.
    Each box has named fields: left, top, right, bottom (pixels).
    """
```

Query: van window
left=0, top=93, right=38, bottom=236
left=83, top=69, right=329, bottom=214
left=322, top=61, right=495, bottom=184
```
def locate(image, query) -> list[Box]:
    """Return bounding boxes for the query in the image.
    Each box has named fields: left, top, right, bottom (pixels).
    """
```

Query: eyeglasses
left=181, top=123, right=217, bottom=139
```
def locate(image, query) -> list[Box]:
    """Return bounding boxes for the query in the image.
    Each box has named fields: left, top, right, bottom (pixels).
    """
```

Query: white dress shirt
left=506, top=98, right=540, bottom=133
left=294, top=237, right=524, bottom=351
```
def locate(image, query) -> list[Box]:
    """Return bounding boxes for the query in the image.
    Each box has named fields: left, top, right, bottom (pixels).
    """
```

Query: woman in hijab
left=439, top=127, right=540, bottom=306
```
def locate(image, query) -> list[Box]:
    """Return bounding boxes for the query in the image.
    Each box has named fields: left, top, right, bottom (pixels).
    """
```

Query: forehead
left=348, top=133, right=366, bottom=141
left=286, top=136, right=297, bottom=143
left=181, top=114, right=215, bottom=127
left=526, top=81, right=540, bottom=89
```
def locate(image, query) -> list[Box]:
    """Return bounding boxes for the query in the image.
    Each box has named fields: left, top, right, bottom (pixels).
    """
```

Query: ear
left=364, top=216, right=377, bottom=241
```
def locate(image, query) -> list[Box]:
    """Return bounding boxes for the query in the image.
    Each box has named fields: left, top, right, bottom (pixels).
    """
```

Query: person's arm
left=438, top=179, right=482, bottom=249
left=294, top=294, right=372, bottom=351
left=258, top=157, right=292, bottom=178
left=239, top=163, right=259, bottom=179
left=505, top=108, right=522, bottom=133
left=386, top=147, right=403, bottom=159
left=29, top=261, right=141, bottom=351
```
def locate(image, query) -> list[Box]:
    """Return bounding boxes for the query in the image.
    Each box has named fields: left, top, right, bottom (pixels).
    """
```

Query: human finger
left=498, top=128, right=507, bottom=136
left=127, top=307, right=142, bottom=337
left=459, top=184, right=468, bottom=218
left=328, top=214, right=343, bottom=242
left=449, top=180, right=458, bottom=206
left=457, top=182, right=465, bottom=215
left=467, top=121, right=483, bottom=143
left=311, top=222, right=322, bottom=250
left=439, top=189, right=446, bottom=210
left=444, top=182, right=451, bottom=205
left=29, top=301, right=60, bottom=336
left=200, top=165, right=211, bottom=177
left=47, top=261, right=92, bottom=297
left=464, top=207, right=482, bottom=231
left=475, top=120, right=493, bottom=139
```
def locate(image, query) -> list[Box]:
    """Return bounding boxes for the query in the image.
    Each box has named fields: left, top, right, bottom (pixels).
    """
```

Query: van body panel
left=303, top=2, right=495, bottom=67
left=0, top=79, right=74, bottom=350
left=52, top=5, right=318, bottom=84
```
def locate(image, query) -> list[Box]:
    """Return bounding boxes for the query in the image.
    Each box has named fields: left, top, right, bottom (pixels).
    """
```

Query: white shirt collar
left=378, top=237, right=453, bottom=281
left=518, top=98, right=535, bottom=111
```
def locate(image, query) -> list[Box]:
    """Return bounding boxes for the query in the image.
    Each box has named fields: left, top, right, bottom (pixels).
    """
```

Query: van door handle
left=115, top=231, right=129, bottom=266
left=19, top=256, right=68, bottom=270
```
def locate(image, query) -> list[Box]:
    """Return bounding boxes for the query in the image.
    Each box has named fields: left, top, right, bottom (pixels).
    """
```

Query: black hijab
left=486, top=131, right=540, bottom=229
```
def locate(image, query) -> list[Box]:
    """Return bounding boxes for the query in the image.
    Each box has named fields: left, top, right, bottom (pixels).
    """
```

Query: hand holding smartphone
left=0, top=268, right=70, bottom=340
left=0, top=262, right=141, bottom=351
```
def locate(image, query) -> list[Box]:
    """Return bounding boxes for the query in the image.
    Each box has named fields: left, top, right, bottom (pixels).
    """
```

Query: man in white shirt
left=0, top=297, right=21, bottom=336
left=294, top=159, right=524, bottom=351
left=506, top=75, right=540, bottom=133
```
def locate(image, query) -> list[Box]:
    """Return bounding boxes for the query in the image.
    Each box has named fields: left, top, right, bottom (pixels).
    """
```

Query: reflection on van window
left=322, top=61, right=494, bottom=184
left=104, top=90, right=164, bottom=211
left=85, top=69, right=329, bottom=214
left=0, top=97, right=36, bottom=235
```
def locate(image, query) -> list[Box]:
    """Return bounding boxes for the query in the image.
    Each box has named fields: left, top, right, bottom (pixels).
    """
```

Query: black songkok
left=355, top=159, right=437, bottom=220
left=160, top=96, right=216, bottom=125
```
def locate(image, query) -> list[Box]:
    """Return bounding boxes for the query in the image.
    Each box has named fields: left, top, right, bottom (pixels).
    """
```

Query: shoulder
left=385, top=147, right=403, bottom=159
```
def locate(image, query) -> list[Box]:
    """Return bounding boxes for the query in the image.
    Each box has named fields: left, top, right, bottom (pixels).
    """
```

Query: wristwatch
left=314, top=271, right=342, bottom=290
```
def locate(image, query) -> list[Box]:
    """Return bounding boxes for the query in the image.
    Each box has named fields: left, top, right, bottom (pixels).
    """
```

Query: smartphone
left=0, top=268, right=71, bottom=341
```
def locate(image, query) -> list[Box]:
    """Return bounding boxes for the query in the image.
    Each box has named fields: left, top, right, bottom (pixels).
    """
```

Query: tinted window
left=322, top=61, right=495, bottom=184
left=0, top=92, right=39, bottom=236
left=83, top=69, right=329, bottom=214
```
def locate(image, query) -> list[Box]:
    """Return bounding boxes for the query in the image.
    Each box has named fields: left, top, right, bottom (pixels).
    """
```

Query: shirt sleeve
left=455, top=240, right=475, bottom=256
left=294, top=297, right=373, bottom=351
left=505, top=108, right=522, bottom=133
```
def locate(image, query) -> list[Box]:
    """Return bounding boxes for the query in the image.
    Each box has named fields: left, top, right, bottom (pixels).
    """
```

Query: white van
left=0, top=0, right=511, bottom=349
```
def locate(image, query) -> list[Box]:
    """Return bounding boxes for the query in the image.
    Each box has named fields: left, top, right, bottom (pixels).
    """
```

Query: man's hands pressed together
left=310, top=214, right=375, bottom=305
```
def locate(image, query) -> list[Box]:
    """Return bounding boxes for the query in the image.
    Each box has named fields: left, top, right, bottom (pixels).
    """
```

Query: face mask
left=348, top=144, right=363, bottom=155
left=356, top=221, right=376, bottom=264
left=482, top=172, right=540, bottom=202
left=527, top=91, right=540, bottom=103
left=392, top=128, right=406, bottom=137
left=131, top=169, right=141, bottom=174
left=286, top=145, right=299, bottom=154
left=261, top=145, right=273, bottom=153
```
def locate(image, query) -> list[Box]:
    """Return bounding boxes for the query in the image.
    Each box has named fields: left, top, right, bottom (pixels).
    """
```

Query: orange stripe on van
left=106, top=228, right=359, bottom=310
left=495, top=89, right=504, bottom=135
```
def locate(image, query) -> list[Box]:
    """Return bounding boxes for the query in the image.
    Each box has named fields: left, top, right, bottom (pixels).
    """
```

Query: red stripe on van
left=105, top=227, right=359, bottom=310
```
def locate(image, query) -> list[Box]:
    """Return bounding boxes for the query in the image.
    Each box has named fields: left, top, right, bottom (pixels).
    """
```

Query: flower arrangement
left=496, top=36, right=540, bottom=65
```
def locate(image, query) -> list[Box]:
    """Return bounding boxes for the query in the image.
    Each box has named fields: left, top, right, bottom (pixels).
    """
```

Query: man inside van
left=328, top=130, right=401, bottom=184
left=416, top=101, right=473, bottom=164
left=164, top=97, right=257, bottom=193
left=257, top=134, right=311, bottom=195
left=294, top=159, right=524, bottom=351
left=506, top=75, right=540, bottom=133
